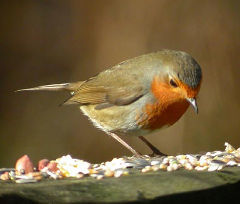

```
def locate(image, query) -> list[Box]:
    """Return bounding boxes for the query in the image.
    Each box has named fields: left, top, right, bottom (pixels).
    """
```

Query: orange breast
left=138, top=77, right=189, bottom=130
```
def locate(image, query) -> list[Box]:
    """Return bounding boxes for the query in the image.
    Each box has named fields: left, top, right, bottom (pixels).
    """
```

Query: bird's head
left=152, top=50, right=202, bottom=113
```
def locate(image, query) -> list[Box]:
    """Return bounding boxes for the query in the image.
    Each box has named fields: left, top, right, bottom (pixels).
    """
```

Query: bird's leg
left=108, top=132, right=142, bottom=157
left=138, top=136, right=167, bottom=156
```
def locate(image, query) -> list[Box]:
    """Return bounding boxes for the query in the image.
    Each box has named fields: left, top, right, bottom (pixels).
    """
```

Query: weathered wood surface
left=0, top=167, right=240, bottom=203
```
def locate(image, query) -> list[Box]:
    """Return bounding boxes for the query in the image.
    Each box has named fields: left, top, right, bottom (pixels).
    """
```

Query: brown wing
left=63, top=71, right=146, bottom=107
left=63, top=81, right=145, bottom=107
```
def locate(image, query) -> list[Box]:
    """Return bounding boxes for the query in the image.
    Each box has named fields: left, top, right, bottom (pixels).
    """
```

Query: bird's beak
left=186, top=98, right=198, bottom=114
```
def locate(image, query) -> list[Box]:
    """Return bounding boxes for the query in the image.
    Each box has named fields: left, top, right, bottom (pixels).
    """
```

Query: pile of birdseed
left=1, top=142, right=240, bottom=183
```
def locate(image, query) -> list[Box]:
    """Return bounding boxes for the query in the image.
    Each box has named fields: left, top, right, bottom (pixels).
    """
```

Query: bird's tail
left=16, top=81, right=84, bottom=92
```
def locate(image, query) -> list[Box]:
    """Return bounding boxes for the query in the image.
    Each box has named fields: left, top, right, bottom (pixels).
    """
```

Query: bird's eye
left=170, top=79, right=178, bottom=87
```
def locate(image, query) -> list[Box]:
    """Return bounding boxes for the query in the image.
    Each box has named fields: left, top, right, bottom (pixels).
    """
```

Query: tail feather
left=16, top=81, right=85, bottom=93
left=16, top=83, right=71, bottom=92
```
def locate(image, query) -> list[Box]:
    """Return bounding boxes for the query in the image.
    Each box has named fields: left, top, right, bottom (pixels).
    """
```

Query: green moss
left=1, top=167, right=240, bottom=203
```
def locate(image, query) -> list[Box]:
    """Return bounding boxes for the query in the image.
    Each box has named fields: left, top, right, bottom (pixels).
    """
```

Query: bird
left=17, top=50, right=202, bottom=157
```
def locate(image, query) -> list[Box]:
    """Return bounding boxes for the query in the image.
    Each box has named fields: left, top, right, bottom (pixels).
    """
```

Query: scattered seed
left=1, top=143, right=240, bottom=183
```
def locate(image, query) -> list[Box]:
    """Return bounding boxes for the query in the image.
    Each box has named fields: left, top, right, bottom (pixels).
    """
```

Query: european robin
left=17, top=50, right=202, bottom=156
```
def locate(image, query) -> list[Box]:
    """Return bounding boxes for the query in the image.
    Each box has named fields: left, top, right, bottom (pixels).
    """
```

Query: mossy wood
left=0, top=167, right=240, bottom=203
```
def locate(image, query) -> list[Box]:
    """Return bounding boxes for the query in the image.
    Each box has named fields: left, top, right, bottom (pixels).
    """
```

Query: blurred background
left=1, top=0, right=240, bottom=167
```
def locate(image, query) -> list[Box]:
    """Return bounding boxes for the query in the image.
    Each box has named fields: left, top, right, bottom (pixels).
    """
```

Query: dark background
left=1, top=0, right=240, bottom=167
